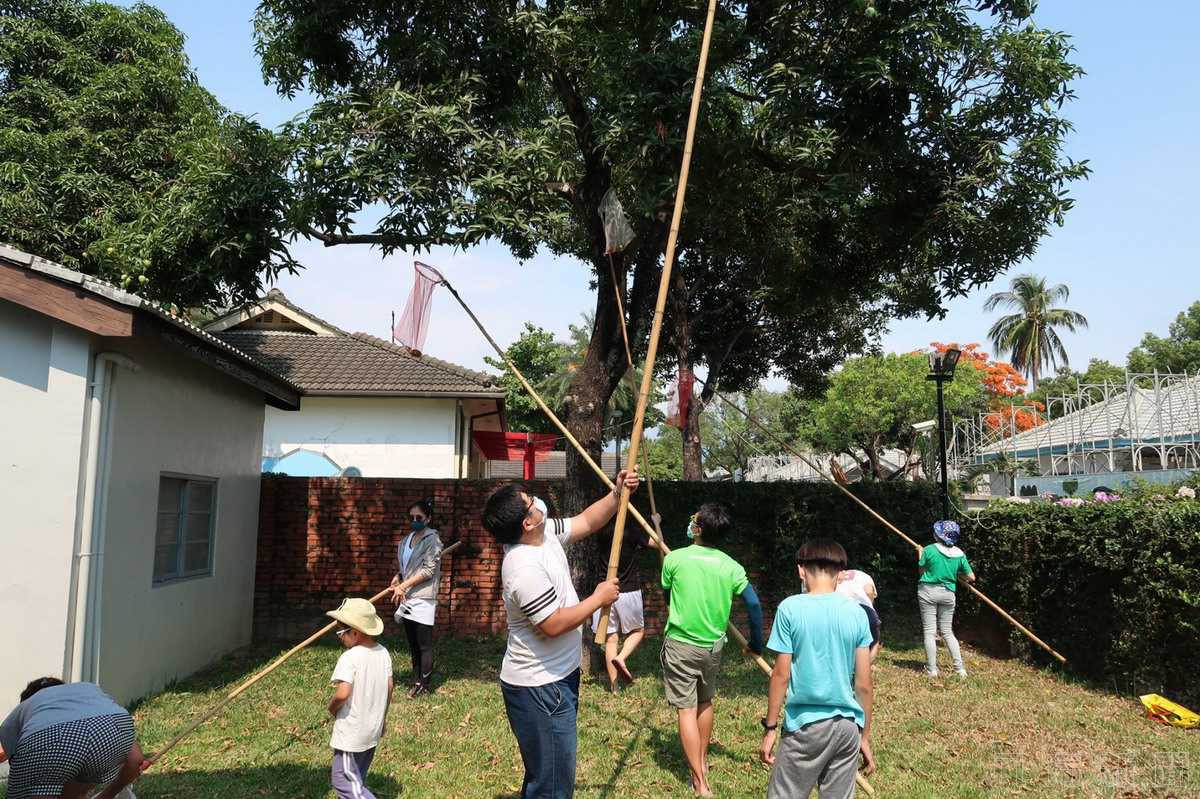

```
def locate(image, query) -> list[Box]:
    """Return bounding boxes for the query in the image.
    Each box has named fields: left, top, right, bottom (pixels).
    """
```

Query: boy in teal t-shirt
left=660, top=503, right=763, bottom=797
left=760, top=540, right=874, bottom=799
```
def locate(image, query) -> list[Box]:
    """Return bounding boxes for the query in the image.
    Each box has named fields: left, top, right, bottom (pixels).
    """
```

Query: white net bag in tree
left=599, top=187, right=636, bottom=255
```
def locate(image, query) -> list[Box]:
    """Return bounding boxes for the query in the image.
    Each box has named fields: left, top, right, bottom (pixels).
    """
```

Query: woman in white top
left=390, top=499, right=444, bottom=697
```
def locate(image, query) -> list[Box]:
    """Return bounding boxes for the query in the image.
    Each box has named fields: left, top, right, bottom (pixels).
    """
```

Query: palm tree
left=984, top=274, right=1088, bottom=387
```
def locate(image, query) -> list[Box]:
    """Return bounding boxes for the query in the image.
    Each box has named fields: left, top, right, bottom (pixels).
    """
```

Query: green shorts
left=660, top=635, right=725, bottom=708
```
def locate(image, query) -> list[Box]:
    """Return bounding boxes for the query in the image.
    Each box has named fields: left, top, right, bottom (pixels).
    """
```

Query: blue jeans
left=501, top=669, right=580, bottom=799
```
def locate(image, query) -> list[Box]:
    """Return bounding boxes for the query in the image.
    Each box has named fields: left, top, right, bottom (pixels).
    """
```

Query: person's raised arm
left=537, top=578, right=620, bottom=637
left=759, top=652, right=791, bottom=765
left=566, top=469, right=640, bottom=541
left=740, top=583, right=765, bottom=654
left=854, top=647, right=875, bottom=775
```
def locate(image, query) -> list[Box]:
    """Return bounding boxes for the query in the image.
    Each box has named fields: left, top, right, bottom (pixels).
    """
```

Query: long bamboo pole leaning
left=607, top=253, right=668, bottom=560
left=438, top=278, right=873, bottom=795
left=596, top=0, right=720, bottom=644
left=704, top=384, right=1068, bottom=665
left=148, top=541, right=463, bottom=765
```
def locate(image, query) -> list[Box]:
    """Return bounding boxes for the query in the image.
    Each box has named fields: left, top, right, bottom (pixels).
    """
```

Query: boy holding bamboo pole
left=482, top=470, right=640, bottom=799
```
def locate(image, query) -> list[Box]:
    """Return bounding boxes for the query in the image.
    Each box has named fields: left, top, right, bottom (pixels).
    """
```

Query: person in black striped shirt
left=482, top=470, right=640, bottom=799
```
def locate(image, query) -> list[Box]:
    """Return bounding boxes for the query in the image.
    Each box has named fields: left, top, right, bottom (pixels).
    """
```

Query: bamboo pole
left=149, top=541, right=462, bottom=765
left=439, top=278, right=873, bottom=794
left=596, top=0, right=720, bottom=644
left=607, top=253, right=667, bottom=560
left=704, top=383, right=1068, bottom=665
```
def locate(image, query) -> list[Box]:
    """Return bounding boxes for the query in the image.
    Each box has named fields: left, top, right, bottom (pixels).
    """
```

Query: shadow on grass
left=137, top=763, right=402, bottom=798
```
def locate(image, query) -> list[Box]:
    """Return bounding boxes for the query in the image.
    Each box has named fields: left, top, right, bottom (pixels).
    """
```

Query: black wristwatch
left=760, top=717, right=778, bottom=732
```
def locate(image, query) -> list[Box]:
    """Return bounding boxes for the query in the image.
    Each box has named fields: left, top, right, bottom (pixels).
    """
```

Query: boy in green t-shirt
left=660, top=503, right=764, bottom=797
left=918, top=520, right=976, bottom=678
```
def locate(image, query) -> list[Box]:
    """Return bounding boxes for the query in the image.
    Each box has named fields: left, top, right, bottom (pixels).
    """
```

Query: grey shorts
left=660, top=635, right=724, bottom=708
left=767, top=716, right=862, bottom=799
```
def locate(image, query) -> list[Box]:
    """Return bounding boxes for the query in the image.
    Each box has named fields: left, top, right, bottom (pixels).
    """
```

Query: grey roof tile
left=213, top=329, right=502, bottom=397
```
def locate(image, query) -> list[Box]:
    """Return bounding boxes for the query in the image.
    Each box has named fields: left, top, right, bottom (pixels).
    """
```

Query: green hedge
left=959, top=499, right=1200, bottom=706
left=636, top=480, right=940, bottom=617
left=633, top=481, right=1200, bottom=706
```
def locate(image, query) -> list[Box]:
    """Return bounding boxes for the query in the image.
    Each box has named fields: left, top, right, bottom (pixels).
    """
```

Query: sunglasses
left=334, top=628, right=353, bottom=638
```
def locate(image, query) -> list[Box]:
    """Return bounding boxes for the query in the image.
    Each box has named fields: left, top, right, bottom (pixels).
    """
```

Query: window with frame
left=154, top=476, right=216, bottom=583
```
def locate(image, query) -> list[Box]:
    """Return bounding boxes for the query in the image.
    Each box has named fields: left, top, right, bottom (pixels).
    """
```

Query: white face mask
left=532, top=496, right=548, bottom=520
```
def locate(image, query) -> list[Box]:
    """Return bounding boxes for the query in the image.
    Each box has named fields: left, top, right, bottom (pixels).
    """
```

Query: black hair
left=694, top=503, right=733, bottom=547
left=795, top=539, right=849, bottom=577
left=21, top=676, right=64, bottom=703
left=409, top=498, right=434, bottom=520
left=483, top=483, right=530, bottom=546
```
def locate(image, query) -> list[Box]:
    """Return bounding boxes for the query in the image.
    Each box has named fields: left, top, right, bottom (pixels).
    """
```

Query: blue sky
left=140, top=0, right=1199, bottom=380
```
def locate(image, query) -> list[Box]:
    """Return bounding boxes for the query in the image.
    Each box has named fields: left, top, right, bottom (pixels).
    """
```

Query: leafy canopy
left=0, top=0, right=297, bottom=308
left=699, top=389, right=803, bottom=479
left=483, top=322, right=569, bottom=434
left=800, top=352, right=986, bottom=477
left=1127, top=301, right=1200, bottom=376
left=255, top=0, right=1089, bottom=392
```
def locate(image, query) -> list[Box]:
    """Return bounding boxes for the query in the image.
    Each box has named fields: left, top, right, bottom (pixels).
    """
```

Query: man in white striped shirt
left=483, top=470, right=640, bottom=799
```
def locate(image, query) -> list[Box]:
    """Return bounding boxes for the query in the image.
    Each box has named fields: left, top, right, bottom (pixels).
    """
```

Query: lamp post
left=926, top=348, right=961, bottom=521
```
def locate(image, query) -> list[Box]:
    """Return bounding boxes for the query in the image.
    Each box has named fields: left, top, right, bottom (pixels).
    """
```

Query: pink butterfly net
left=393, top=261, right=444, bottom=354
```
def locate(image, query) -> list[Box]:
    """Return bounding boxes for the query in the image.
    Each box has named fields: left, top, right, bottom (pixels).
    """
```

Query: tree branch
left=300, top=225, right=415, bottom=249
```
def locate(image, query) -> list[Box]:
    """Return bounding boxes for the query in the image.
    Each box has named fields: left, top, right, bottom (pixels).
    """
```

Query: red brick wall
left=254, top=477, right=766, bottom=643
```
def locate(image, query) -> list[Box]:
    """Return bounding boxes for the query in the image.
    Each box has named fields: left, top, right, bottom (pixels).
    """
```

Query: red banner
left=665, top=368, right=694, bottom=430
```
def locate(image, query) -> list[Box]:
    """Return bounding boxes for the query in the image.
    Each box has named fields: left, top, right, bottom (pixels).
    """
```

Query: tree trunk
left=669, top=267, right=704, bottom=480
left=562, top=252, right=633, bottom=677
left=865, top=444, right=883, bottom=479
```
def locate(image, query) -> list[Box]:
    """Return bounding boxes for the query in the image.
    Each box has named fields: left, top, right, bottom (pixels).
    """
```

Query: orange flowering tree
left=930, top=342, right=1044, bottom=434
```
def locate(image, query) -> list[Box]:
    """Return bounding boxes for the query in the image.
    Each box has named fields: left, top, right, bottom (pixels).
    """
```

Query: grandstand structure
left=950, top=371, right=1200, bottom=478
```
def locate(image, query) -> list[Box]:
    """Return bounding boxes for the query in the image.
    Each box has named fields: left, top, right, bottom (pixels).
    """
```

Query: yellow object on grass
left=1140, top=694, right=1200, bottom=729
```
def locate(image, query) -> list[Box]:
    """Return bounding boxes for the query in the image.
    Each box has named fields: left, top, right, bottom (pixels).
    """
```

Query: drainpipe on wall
left=66, top=352, right=139, bottom=684
left=455, top=400, right=465, bottom=478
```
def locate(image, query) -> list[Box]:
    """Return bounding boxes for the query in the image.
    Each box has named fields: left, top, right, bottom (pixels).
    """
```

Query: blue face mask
left=685, top=522, right=697, bottom=540
left=410, top=519, right=427, bottom=532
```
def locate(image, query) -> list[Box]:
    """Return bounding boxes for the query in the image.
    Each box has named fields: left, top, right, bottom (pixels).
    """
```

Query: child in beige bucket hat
left=324, top=598, right=393, bottom=799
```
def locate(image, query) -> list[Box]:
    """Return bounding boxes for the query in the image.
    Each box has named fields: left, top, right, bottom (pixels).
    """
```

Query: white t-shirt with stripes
left=500, top=517, right=580, bottom=686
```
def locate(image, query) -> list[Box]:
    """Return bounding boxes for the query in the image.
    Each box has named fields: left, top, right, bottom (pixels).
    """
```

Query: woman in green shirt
left=917, top=520, right=975, bottom=678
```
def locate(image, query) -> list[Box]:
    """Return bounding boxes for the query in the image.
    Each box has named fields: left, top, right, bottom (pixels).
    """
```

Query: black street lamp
left=926, top=348, right=961, bottom=520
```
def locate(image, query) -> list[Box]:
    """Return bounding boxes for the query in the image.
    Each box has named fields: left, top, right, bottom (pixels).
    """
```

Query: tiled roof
left=213, top=329, right=503, bottom=397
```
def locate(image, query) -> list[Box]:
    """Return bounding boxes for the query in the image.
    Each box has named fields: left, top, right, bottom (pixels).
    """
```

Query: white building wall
left=0, top=300, right=91, bottom=710
left=95, top=337, right=266, bottom=704
left=263, top=395, right=459, bottom=477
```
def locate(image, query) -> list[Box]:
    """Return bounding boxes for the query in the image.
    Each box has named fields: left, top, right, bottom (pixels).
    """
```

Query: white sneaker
left=955, top=669, right=968, bottom=678
left=925, top=668, right=940, bottom=678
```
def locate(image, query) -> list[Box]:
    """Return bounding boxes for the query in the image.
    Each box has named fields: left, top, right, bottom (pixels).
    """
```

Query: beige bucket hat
left=326, top=598, right=384, bottom=637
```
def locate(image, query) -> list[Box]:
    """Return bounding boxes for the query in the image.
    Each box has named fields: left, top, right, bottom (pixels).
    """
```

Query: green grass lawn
left=129, top=616, right=1199, bottom=798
